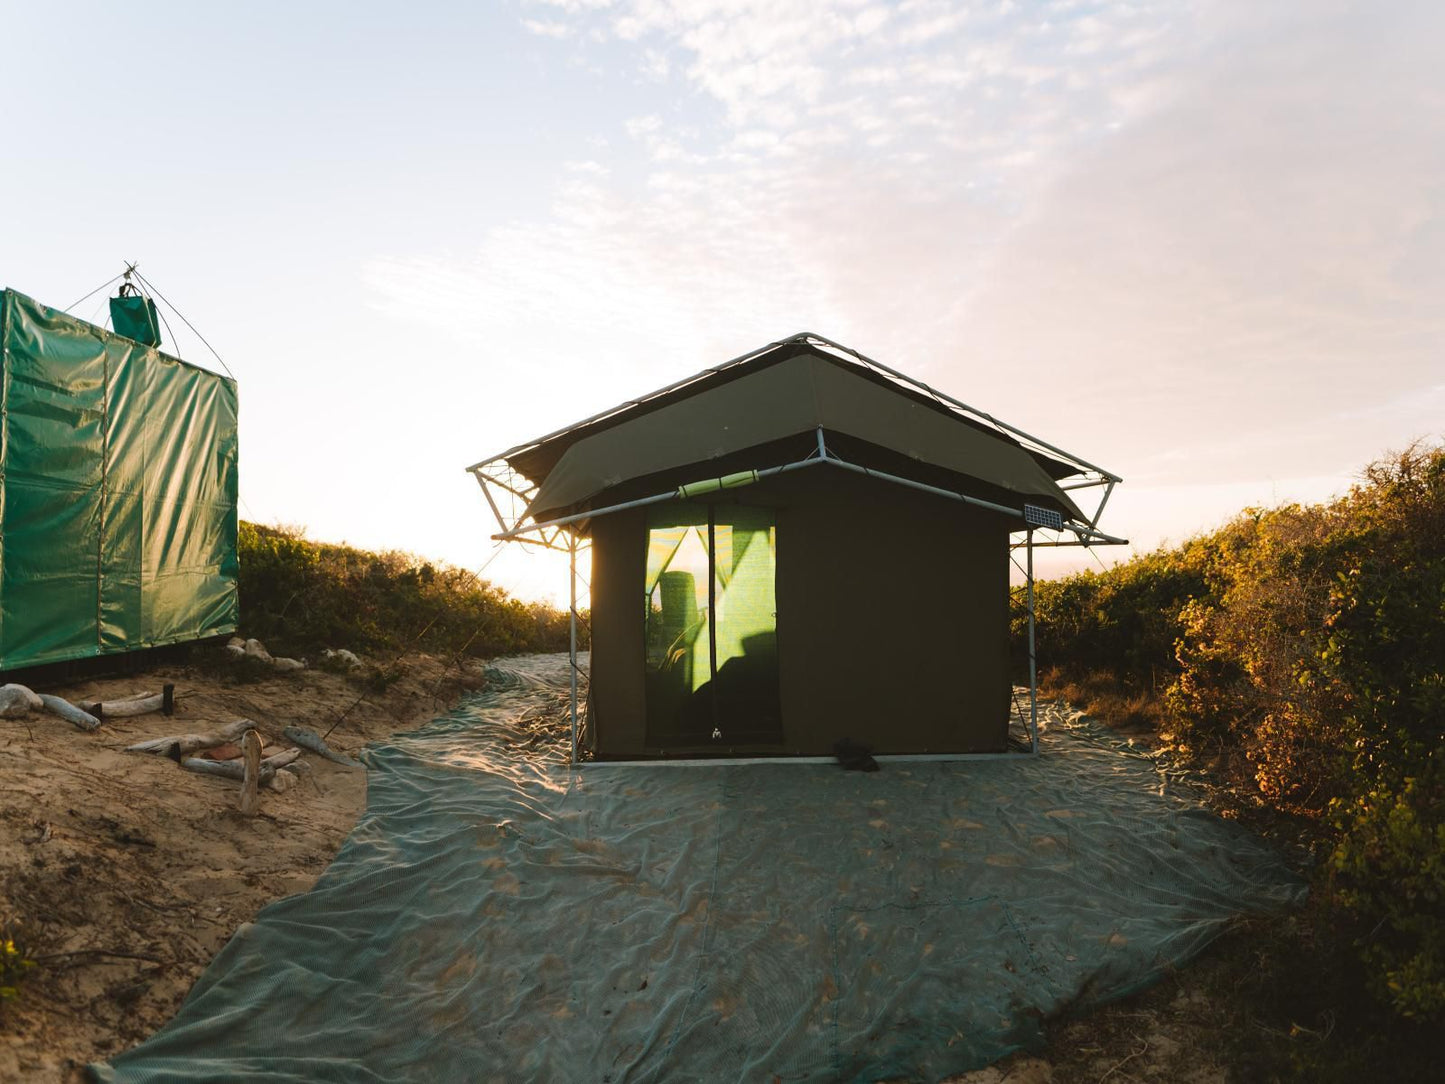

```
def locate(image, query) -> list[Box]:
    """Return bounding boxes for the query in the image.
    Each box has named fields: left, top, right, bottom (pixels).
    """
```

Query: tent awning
left=468, top=334, right=1123, bottom=543
left=521, top=349, right=1084, bottom=522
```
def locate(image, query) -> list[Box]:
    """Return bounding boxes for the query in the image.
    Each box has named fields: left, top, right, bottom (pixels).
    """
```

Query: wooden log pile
left=223, top=637, right=307, bottom=673
left=3, top=669, right=362, bottom=815
left=0, top=682, right=177, bottom=730
left=126, top=709, right=359, bottom=815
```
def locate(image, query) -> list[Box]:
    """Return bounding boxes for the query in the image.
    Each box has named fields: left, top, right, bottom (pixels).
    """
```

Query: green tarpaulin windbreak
left=0, top=288, right=238, bottom=670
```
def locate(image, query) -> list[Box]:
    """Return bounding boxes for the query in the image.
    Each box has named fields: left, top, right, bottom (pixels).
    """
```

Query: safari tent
left=0, top=288, right=239, bottom=672
left=468, top=333, right=1122, bottom=761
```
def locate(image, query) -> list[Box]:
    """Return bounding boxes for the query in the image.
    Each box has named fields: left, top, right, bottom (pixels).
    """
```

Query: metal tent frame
left=466, top=333, right=1126, bottom=765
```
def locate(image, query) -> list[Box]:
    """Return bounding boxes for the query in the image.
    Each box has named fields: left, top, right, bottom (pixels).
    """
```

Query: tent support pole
left=1089, top=479, right=1116, bottom=534
left=568, top=532, right=579, bottom=767
left=472, top=471, right=508, bottom=536
left=494, top=451, right=1127, bottom=548
left=1027, top=527, right=1038, bottom=754
left=492, top=453, right=833, bottom=540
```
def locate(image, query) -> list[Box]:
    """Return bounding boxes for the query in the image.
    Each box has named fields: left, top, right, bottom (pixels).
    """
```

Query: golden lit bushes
left=1024, top=443, right=1445, bottom=1023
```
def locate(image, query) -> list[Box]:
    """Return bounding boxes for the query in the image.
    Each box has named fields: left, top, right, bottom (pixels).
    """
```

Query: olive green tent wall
left=0, top=289, right=238, bottom=670
left=587, top=468, right=1012, bottom=759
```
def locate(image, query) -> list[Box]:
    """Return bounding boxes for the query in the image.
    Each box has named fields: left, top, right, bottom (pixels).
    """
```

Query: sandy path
left=0, top=649, right=484, bottom=1082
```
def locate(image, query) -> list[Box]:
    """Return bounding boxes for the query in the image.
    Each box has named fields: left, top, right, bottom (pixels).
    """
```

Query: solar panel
left=1023, top=504, right=1064, bottom=531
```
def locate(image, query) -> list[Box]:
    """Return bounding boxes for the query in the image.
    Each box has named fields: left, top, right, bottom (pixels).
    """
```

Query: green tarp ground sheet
left=91, top=655, right=1305, bottom=1084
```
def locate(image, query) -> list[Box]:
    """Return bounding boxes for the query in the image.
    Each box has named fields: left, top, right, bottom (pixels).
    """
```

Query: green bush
left=237, top=522, right=582, bottom=661
left=1017, top=443, right=1445, bottom=1025
left=1026, top=546, right=1206, bottom=683
left=1330, top=764, right=1445, bottom=1020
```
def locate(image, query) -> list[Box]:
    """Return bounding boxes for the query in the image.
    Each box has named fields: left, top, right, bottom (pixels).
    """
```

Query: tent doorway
left=644, top=504, right=781, bottom=749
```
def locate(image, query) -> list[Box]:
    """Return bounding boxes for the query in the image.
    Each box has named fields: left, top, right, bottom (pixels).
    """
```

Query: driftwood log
left=39, top=694, right=101, bottom=731
left=0, top=684, right=43, bottom=718
left=239, top=730, right=263, bottom=815
left=179, top=747, right=300, bottom=785
left=88, top=685, right=176, bottom=719
left=90, top=691, right=158, bottom=717
left=281, top=725, right=363, bottom=768
left=126, top=719, right=256, bottom=761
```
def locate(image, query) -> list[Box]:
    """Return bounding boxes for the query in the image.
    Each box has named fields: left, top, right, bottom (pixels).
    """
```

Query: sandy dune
left=0, top=649, right=484, bottom=1082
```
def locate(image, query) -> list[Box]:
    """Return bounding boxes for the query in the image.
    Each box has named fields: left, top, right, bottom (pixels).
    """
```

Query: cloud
left=955, top=1, right=1445, bottom=487
left=521, top=18, right=573, bottom=38
left=524, top=0, right=1195, bottom=174
left=382, top=0, right=1205, bottom=380
left=374, top=0, right=1442, bottom=587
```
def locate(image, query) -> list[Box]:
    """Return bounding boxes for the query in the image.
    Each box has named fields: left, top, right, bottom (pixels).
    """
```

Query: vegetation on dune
left=1, top=920, right=36, bottom=1010
left=1014, top=442, right=1445, bottom=1073
left=237, top=522, right=581, bottom=662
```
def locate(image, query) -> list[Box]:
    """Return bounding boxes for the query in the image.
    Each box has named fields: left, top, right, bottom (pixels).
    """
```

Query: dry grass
left=1038, top=668, right=1166, bottom=743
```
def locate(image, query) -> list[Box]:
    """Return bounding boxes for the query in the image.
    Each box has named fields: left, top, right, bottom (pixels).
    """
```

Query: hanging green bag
left=110, top=290, right=162, bottom=347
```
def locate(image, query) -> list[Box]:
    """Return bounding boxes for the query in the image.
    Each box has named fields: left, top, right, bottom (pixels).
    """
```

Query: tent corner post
left=568, top=532, right=579, bottom=768
left=1026, top=527, right=1038, bottom=755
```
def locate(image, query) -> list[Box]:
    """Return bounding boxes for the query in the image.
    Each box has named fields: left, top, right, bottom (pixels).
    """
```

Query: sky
left=2, top=0, right=1440, bottom=603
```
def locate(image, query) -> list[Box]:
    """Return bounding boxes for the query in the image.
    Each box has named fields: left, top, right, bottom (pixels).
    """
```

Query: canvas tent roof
left=476, top=335, right=1101, bottom=529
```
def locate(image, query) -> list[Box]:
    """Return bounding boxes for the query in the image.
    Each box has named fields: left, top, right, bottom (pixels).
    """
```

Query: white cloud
left=954, top=2, right=1445, bottom=495
left=624, top=113, right=663, bottom=137
left=372, top=0, right=1443, bottom=592
left=521, top=18, right=574, bottom=38
left=640, top=47, right=672, bottom=79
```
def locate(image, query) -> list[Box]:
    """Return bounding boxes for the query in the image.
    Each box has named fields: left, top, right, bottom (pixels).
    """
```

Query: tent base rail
left=566, top=751, right=1039, bottom=769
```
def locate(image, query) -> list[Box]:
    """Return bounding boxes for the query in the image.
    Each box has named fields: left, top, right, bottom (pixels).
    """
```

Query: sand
left=0, top=647, right=485, bottom=1083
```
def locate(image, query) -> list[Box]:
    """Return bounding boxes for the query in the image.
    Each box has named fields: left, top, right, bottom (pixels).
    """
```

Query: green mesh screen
left=644, top=503, right=780, bottom=747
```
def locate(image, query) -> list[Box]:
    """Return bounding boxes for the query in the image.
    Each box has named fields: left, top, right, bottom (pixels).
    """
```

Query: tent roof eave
left=466, top=333, right=1116, bottom=486
left=465, top=333, right=1122, bottom=542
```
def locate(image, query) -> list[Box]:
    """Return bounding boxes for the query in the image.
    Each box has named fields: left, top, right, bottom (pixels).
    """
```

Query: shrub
left=1016, top=442, right=1445, bottom=1025
left=1330, top=765, right=1445, bottom=1020
left=237, top=523, right=582, bottom=661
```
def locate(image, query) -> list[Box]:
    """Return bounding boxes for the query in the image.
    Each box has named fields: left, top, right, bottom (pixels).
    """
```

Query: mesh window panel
left=643, top=503, right=782, bottom=748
